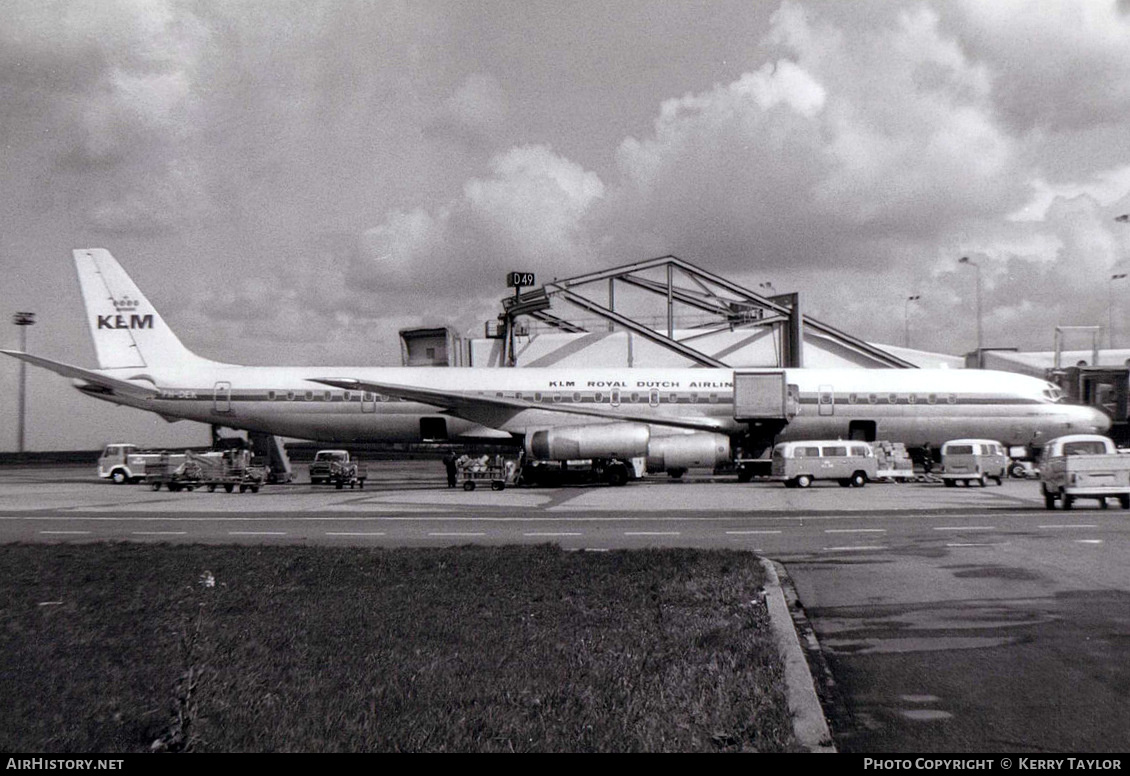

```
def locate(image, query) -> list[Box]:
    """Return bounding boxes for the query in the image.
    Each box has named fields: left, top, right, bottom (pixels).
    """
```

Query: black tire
left=667, top=468, right=686, bottom=480
left=224, top=484, right=235, bottom=493
left=838, top=479, right=852, bottom=487
left=464, top=480, right=476, bottom=491
left=207, top=484, right=217, bottom=492
left=491, top=481, right=505, bottom=491
left=850, top=472, right=867, bottom=488
left=1120, top=495, right=1130, bottom=509
left=606, top=465, right=629, bottom=487
left=111, top=469, right=128, bottom=485
left=795, top=474, right=812, bottom=489
left=1063, top=492, right=1074, bottom=510
left=944, top=479, right=956, bottom=487
left=737, top=468, right=753, bottom=483
left=151, top=482, right=162, bottom=491
left=1044, top=491, right=1056, bottom=510
left=1009, top=462, right=1026, bottom=479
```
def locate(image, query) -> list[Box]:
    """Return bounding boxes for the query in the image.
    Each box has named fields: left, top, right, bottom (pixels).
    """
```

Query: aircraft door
left=818, top=384, right=835, bottom=416
left=213, top=382, right=232, bottom=414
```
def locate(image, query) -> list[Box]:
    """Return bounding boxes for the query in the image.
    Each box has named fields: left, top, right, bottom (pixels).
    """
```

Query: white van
left=770, top=440, right=877, bottom=488
left=939, top=439, right=1007, bottom=487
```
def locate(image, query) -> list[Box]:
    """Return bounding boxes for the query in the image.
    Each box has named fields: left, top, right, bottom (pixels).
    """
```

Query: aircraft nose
left=1076, top=406, right=1112, bottom=434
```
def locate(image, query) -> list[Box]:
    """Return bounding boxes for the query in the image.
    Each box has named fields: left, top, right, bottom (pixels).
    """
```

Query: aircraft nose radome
left=1093, top=408, right=1113, bottom=433
left=1079, top=406, right=1112, bottom=433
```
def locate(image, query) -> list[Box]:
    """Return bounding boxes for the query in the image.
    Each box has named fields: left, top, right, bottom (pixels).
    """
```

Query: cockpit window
left=1042, top=385, right=1065, bottom=403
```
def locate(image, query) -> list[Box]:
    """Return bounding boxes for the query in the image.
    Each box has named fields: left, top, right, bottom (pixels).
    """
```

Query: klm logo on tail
left=97, top=295, right=153, bottom=330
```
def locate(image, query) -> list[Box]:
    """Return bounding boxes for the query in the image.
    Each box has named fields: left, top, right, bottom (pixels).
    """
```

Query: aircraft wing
left=0, top=350, right=159, bottom=400
left=313, top=377, right=731, bottom=434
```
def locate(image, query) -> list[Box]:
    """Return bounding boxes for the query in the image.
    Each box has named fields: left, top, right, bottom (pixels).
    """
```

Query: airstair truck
left=1039, top=434, right=1130, bottom=510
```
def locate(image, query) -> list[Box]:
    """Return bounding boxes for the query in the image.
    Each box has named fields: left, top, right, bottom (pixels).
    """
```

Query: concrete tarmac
left=2, top=462, right=1129, bottom=753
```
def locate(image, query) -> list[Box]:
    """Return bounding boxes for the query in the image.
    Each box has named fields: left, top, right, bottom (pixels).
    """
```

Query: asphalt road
left=2, top=462, right=1128, bottom=753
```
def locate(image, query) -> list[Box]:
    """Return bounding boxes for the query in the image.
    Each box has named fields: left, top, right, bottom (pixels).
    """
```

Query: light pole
left=1110, top=273, right=1127, bottom=350
left=1115, top=215, right=1130, bottom=349
left=958, top=256, right=982, bottom=363
left=904, top=295, right=920, bottom=349
left=12, top=312, right=35, bottom=453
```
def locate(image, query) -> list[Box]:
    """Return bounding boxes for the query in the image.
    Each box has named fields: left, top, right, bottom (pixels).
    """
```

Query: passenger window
left=287, top=391, right=296, bottom=401
left=343, top=391, right=352, bottom=402
left=824, top=446, right=847, bottom=457
left=849, top=393, right=858, bottom=404
left=649, top=389, right=659, bottom=407
left=888, top=393, right=897, bottom=404
left=928, top=394, right=937, bottom=405
left=868, top=393, right=878, bottom=404
left=799, top=447, right=820, bottom=457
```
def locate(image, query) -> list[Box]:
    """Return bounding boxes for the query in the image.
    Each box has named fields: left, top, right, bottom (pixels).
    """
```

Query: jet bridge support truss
left=496, top=255, right=915, bottom=369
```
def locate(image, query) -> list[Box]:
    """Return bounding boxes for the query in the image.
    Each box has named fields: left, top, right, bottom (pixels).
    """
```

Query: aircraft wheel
left=795, top=475, right=812, bottom=489
left=606, top=466, right=629, bottom=487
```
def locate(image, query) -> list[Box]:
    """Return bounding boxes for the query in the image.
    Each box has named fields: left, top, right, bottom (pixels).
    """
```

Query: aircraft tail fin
left=73, top=248, right=210, bottom=369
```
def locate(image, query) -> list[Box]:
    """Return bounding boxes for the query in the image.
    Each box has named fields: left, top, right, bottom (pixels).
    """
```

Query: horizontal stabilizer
left=313, top=377, right=730, bottom=434
left=0, top=350, right=158, bottom=400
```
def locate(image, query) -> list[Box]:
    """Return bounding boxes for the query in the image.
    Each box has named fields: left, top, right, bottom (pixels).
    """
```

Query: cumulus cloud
left=358, top=144, right=605, bottom=293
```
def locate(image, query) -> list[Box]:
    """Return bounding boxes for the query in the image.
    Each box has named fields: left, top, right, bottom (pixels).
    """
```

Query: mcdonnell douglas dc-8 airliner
left=1, top=249, right=1110, bottom=482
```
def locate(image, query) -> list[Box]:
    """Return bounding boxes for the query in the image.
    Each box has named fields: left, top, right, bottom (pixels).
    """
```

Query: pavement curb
left=760, top=557, right=837, bottom=753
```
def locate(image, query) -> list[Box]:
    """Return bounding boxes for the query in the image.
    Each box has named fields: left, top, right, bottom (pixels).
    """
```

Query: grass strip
left=0, top=543, right=798, bottom=752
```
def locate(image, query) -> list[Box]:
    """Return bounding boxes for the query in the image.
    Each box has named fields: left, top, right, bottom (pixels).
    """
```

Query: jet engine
left=646, top=432, right=731, bottom=472
left=525, top=423, right=650, bottom=460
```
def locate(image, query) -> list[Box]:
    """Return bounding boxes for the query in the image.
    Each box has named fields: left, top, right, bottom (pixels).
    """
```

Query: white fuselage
left=80, top=364, right=1110, bottom=448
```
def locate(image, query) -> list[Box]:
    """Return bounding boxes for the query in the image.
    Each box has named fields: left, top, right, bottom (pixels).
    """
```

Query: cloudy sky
left=4, top=0, right=1130, bottom=450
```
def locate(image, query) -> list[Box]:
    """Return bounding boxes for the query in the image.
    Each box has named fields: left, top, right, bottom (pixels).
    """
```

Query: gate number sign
left=507, top=271, right=536, bottom=288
